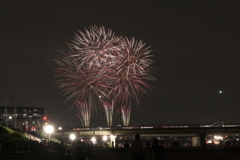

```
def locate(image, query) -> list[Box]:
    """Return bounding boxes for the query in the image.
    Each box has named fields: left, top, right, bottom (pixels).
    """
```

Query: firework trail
left=101, top=100, right=114, bottom=127
left=75, top=101, right=91, bottom=127
left=121, top=106, right=131, bottom=126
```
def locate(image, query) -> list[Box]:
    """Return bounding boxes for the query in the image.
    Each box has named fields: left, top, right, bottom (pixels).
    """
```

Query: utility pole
left=14, top=101, right=17, bottom=128
left=201, top=94, right=204, bottom=126
left=4, top=98, right=7, bottom=127
left=219, top=91, right=223, bottom=122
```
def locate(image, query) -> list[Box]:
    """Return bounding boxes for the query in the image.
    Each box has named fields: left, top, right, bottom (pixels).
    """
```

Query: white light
left=9, top=116, right=12, bottom=119
left=110, top=135, right=116, bottom=138
left=70, top=134, right=76, bottom=140
left=58, top=127, right=62, bottom=130
left=214, top=141, right=219, bottom=144
left=45, top=125, right=54, bottom=134
left=214, top=135, right=223, bottom=140
left=99, top=95, right=101, bottom=98
left=219, top=91, right=222, bottom=94
left=103, top=136, right=108, bottom=141
left=91, top=137, right=96, bottom=143
left=206, top=140, right=212, bottom=144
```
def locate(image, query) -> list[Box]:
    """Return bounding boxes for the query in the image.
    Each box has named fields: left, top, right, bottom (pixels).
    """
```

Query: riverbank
left=0, top=147, right=239, bottom=160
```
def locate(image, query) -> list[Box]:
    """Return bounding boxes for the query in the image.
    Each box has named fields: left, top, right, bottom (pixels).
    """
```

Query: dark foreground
left=1, top=147, right=240, bottom=160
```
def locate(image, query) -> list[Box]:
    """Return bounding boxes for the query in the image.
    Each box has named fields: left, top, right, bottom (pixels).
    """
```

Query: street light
left=103, top=136, right=107, bottom=141
left=219, top=91, right=223, bottom=122
left=69, top=134, right=76, bottom=146
left=45, top=125, right=54, bottom=142
left=103, top=136, right=108, bottom=147
left=91, top=137, right=96, bottom=144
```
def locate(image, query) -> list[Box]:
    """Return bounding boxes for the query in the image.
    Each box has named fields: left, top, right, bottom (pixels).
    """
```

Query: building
left=0, top=106, right=46, bottom=132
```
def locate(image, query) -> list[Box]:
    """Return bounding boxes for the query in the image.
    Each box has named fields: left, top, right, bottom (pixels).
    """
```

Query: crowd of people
left=56, top=140, right=94, bottom=160
left=131, top=134, right=164, bottom=160
left=55, top=134, right=164, bottom=160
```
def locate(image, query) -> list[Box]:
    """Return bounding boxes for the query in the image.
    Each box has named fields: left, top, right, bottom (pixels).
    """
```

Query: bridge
left=52, top=124, right=240, bottom=147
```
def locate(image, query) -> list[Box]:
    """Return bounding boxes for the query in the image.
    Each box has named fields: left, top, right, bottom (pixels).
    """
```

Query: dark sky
left=0, top=1, right=240, bottom=127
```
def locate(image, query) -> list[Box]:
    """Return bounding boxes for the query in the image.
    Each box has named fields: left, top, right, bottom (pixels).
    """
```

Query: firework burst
left=54, top=52, right=107, bottom=107
left=70, top=25, right=122, bottom=68
left=106, top=37, right=156, bottom=106
left=54, top=25, right=156, bottom=127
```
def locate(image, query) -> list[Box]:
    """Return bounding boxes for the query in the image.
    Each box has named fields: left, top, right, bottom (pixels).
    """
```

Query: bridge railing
left=56, top=123, right=240, bottom=131
left=224, top=124, right=240, bottom=127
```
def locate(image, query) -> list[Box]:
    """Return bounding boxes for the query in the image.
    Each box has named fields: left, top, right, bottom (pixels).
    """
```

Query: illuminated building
left=0, top=106, right=46, bottom=132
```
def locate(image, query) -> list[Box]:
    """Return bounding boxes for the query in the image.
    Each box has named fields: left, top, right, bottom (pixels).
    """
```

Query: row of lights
left=69, top=134, right=108, bottom=143
left=45, top=126, right=109, bottom=143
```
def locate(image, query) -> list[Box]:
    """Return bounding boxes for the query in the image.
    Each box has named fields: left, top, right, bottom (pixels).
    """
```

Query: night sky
left=0, top=1, right=240, bottom=127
